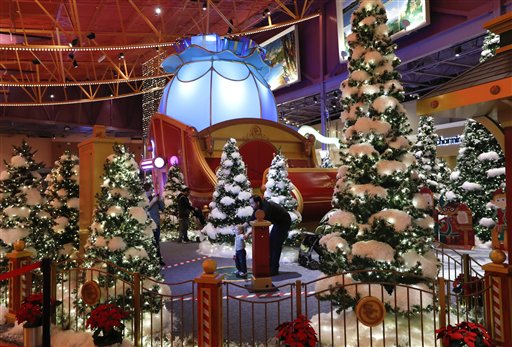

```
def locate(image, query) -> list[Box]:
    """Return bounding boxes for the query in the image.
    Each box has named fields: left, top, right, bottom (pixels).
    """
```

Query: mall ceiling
left=0, top=0, right=507, bottom=137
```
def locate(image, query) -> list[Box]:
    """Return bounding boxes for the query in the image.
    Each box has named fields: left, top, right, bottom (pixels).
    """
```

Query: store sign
left=437, top=136, right=462, bottom=146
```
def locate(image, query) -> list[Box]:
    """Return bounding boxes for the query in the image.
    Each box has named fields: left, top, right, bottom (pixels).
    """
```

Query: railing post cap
left=13, top=239, right=25, bottom=251
left=202, top=259, right=217, bottom=274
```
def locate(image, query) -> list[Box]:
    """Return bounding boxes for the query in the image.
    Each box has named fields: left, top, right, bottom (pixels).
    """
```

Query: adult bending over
left=247, top=195, right=291, bottom=276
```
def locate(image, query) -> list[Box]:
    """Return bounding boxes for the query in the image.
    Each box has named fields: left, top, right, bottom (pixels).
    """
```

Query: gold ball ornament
left=13, top=240, right=25, bottom=251
left=489, top=249, right=506, bottom=264
left=202, top=259, right=217, bottom=274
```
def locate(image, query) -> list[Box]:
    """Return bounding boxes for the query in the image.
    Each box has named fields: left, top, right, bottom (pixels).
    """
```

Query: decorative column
left=245, top=210, right=277, bottom=293
left=194, top=259, right=223, bottom=347
left=483, top=113, right=512, bottom=346
left=5, top=240, right=32, bottom=324
left=77, top=125, right=126, bottom=256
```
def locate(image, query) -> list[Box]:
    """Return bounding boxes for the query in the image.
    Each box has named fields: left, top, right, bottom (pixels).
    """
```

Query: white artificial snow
left=350, top=45, right=365, bottom=60
left=125, top=247, right=148, bottom=259
left=461, top=182, right=482, bottom=191
left=210, top=208, right=226, bottom=220
left=236, top=206, right=253, bottom=218
left=399, top=153, right=416, bottom=167
left=53, top=216, right=69, bottom=233
left=4, top=206, right=30, bottom=218
left=57, top=188, right=68, bottom=197
left=372, top=95, right=399, bottom=113
left=350, top=183, right=388, bottom=198
left=129, top=206, right=147, bottom=223
left=0, top=305, right=8, bottom=324
left=414, top=216, right=434, bottom=229
left=0, top=228, right=29, bottom=244
left=224, top=184, right=241, bottom=194
left=223, top=159, right=233, bottom=167
left=359, top=15, right=376, bottom=26
left=319, top=232, right=350, bottom=253
left=23, top=188, right=42, bottom=206
left=345, top=118, right=391, bottom=139
left=388, top=136, right=410, bottom=149
left=144, top=220, right=157, bottom=237
left=412, top=194, right=428, bottom=209
left=238, top=191, right=252, bottom=200
left=479, top=217, right=495, bottom=227
left=220, top=196, right=235, bottom=205
left=401, top=251, right=439, bottom=279
left=375, top=23, right=389, bottom=37
left=37, top=210, right=51, bottom=219
left=10, top=155, right=26, bottom=167
left=445, top=191, right=457, bottom=201
left=360, top=84, right=380, bottom=95
left=314, top=273, right=354, bottom=295
left=375, top=160, right=406, bottom=176
left=107, top=205, right=123, bottom=216
left=369, top=209, right=412, bottom=232
left=327, top=210, right=357, bottom=227
left=374, top=61, right=394, bottom=76
left=265, top=178, right=275, bottom=188
left=364, top=50, right=383, bottom=65
left=231, top=152, right=240, bottom=159
left=111, top=188, right=130, bottom=198
left=90, top=221, right=104, bottom=234
left=67, top=197, right=79, bottom=209
left=477, top=151, right=500, bottom=161
left=94, top=236, right=107, bottom=248
left=475, top=236, right=492, bottom=249
left=383, top=79, right=403, bottom=92
left=348, top=143, right=377, bottom=157
left=108, top=236, right=127, bottom=251
left=221, top=153, right=227, bottom=161
left=352, top=240, right=395, bottom=262
left=351, top=69, right=370, bottom=81
left=487, top=167, right=505, bottom=177
left=0, top=171, right=10, bottom=180
left=337, top=165, right=349, bottom=179
left=234, top=174, right=247, bottom=183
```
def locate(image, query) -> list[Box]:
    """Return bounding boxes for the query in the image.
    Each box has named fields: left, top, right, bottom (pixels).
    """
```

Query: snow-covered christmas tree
left=314, top=0, right=437, bottom=335
left=264, top=151, right=302, bottom=242
left=320, top=154, right=335, bottom=168
left=447, top=119, right=505, bottom=242
left=44, top=151, right=80, bottom=261
left=202, top=138, right=253, bottom=243
left=160, top=164, right=196, bottom=241
left=85, top=144, right=163, bottom=312
left=0, top=141, right=57, bottom=262
left=480, top=30, right=500, bottom=63
left=413, top=116, right=451, bottom=199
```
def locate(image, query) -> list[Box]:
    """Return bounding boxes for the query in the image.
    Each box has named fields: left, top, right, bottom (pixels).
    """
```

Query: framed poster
left=261, top=25, right=301, bottom=91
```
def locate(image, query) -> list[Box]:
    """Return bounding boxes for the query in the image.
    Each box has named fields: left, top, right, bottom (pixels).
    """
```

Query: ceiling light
left=263, top=8, right=270, bottom=17
left=155, top=7, right=162, bottom=15
left=32, top=58, right=40, bottom=65
left=118, top=52, right=125, bottom=60
left=202, top=2, right=207, bottom=11
left=64, top=125, right=70, bottom=131
left=110, top=94, right=114, bottom=97
left=313, top=96, right=318, bottom=104
left=454, top=47, right=462, bottom=57
left=73, top=60, right=78, bottom=68
left=86, top=32, right=96, bottom=40
left=50, top=94, right=54, bottom=98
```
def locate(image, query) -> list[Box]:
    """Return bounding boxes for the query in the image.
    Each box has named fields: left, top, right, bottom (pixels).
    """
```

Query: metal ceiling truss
left=0, top=0, right=312, bottom=106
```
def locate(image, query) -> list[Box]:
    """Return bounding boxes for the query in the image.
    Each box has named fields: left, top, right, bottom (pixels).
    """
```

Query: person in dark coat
left=177, top=186, right=195, bottom=242
left=144, top=183, right=165, bottom=266
left=247, top=195, right=291, bottom=276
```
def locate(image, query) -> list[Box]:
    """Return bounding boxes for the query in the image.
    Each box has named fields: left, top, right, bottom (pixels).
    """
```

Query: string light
left=0, top=41, right=175, bottom=52
left=142, top=51, right=167, bottom=138
left=0, top=74, right=172, bottom=87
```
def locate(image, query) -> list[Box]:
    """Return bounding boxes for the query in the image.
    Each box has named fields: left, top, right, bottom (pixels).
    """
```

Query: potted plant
left=86, top=303, right=129, bottom=347
left=16, top=293, right=59, bottom=347
left=436, top=321, right=494, bottom=347
left=275, top=314, right=318, bottom=347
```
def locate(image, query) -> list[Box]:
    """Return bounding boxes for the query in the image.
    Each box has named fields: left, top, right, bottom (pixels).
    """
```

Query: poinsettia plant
left=436, top=321, right=494, bottom=347
left=276, top=314, right=318, bottom=347
left=16, top=293, right=59, bottom=327
left=86, top=303, right=129, bottom=346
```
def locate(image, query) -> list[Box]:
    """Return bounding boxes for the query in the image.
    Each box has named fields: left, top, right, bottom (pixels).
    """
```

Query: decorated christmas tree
left=320, top=154, right=335, bottom=168
left=44, top=151, right=80, bottom=261
left=202, top=138, right=253, bottom=243
left=447, top=119, right=505, bottom=241
left=480, top=30, right=500, bottom=63
left=413, top=116, right=451, bottom=199
left=160, top=164, right=196, bottom=241
left=0, top=141, right=56, bottom=262
left=315, top=0, right=437, bottom=321
left=264, top=151, right=302, bottom=237
left=85, top=144, right=162, bottom=312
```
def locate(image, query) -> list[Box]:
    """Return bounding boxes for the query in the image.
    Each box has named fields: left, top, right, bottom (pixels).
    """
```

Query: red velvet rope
left=0, top=261, right=41, bottom=281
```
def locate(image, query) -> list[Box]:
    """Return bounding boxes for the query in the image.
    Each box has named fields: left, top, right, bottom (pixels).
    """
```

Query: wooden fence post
left=133, top=272, right=141, bottom=347
left=5, top=240, right=32, bottom=324
left=195, top=259, right=223, bottom=347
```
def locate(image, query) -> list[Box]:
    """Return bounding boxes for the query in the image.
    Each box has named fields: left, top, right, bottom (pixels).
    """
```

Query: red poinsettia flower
left=86, top=303, right=129, bottom=335
left=275, top=315, right=318, bottom=347
left=436, top=321, right=494, bottom=347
